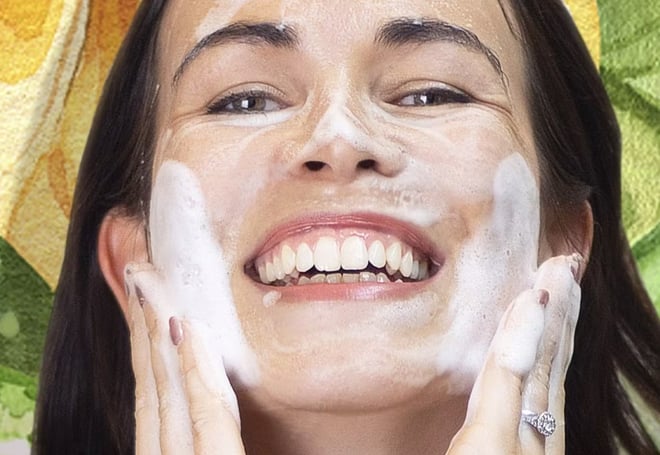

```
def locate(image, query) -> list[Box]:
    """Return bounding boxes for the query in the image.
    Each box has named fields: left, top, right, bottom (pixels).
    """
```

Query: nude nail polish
left=169, top=317, right=183, bottom=346
left=135, top=286, right=146, bottom=307
left=570, top=252, right=583, bottom=280
left=538, top=289, right=550, bottom=306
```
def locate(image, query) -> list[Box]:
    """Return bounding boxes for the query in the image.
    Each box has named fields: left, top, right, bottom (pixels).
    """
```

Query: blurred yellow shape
left=0, top=1, right=86, bottom=242
left=2, top=0, right=137, bottom=288
left=0, top=0, right=64, bottom=84
left=565, top=0, right=601, bottom=67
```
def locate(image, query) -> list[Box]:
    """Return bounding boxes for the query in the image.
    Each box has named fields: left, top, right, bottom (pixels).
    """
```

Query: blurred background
left=0, top=0, right=658, bottom=451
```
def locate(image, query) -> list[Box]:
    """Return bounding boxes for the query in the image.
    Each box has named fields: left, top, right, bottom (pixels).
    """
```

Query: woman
left=33, top=0, right=660, bottom=453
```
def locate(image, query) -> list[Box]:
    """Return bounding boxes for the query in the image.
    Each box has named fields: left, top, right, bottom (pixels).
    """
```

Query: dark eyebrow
left=375, top=18, right=505, bottom=79
left=172, top=22, right=299, bottom=87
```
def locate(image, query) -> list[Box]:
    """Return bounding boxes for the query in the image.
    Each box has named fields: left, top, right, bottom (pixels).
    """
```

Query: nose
left=290, top=102, right=405, bottom=181
left=299, top=140, right=402, bottom=181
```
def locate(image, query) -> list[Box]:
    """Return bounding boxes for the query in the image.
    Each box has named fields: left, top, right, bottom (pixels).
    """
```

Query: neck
left=239, top=393, right=468, bottom=455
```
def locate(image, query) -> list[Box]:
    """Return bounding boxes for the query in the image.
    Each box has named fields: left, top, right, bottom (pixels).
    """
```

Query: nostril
left=357, top=159, right=376, bottom=170
left=304, top=161, right=326, bottom=171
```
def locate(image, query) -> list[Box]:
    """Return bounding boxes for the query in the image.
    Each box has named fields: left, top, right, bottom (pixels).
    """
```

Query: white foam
left=194, top=0, right=252, bottom=41
left=300, top=70, right=372, bottom=154
left=149, top=160, right=260, bottom=387
left=434, top=153, right=540, bottom=390
left=262, top=290, right=282, bottom=308
left=299, top=70, right=402, bottom=161
left=491, top=290, right=545, bottom=376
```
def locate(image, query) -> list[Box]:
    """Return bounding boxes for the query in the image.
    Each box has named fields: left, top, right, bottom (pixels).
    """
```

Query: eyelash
left=206, top=90, right=284, bottom=115
left=394, top=87, right=472, bottom=107
left=205, top=86, right=471, bottom=115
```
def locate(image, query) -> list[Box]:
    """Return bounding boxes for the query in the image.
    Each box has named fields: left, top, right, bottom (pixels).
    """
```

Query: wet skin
left=121, top=0, right=581, bottom=452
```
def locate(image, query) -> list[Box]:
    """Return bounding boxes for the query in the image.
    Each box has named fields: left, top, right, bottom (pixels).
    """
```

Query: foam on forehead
left=195, top=0, right=252, bottom=40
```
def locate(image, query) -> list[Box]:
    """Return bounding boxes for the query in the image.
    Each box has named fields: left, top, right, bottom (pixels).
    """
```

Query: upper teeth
left=254, top=235, right=430, bottom=285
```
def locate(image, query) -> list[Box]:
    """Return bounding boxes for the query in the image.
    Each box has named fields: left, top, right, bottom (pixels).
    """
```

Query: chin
left=238, top=328, right=467, bottom=413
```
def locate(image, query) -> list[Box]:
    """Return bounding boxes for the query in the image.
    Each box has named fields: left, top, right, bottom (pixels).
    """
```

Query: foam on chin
left=149, top=159, right=261, bottom=387
left=434, top=153, right=541, bottom=391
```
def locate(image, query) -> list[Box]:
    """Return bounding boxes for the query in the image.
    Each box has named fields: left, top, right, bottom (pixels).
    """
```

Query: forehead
left=159, top=0, right=523, bottom=79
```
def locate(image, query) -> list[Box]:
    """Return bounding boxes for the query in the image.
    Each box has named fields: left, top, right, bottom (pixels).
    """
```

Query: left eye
left=396, top=88, right=471, bottom=107
left=207, top=91, right=283, bottom=114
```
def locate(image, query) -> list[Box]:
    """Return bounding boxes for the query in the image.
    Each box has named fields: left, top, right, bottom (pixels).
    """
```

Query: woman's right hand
left=448, top=254, right=582, bottom=454
left=125, top=263, right=246, bottom=455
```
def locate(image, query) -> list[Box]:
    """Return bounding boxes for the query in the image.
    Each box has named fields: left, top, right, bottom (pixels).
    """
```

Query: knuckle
left=158, top=398, right=178, bottom=422
left=135, top=393, right=154, bottom=411
left=154, top=375, right=171, bottom=395
left=190, top=403, right=221, bottom=434
left=190, top=394, right=231, bottom=425
left=529, top=362, right=551, bottom=387
left=145, top=315, right=160, bottom=337
left=135, top=405, right=152, bottom=422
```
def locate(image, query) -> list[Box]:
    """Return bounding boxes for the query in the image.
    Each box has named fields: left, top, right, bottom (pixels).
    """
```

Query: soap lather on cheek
left=435, top=153, right=541, bottom=387
left=149, top=160, right=261, bottom=387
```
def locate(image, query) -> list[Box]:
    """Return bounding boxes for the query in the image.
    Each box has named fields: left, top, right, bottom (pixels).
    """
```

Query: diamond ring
left=521, top=410, right=557, bottom=437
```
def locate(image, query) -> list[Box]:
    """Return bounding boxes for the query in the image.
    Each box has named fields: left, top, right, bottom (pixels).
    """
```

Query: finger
left=176, top=319, right=245, bottom=454
left=520, top=254, right=581, bottom=453
left=126, top=264, right=161, bottom=455
left=545, top=256, right=581, bottom=454
left=132, top=267, right=194, bottom=454
left=450, top=289, right=546, bottom=453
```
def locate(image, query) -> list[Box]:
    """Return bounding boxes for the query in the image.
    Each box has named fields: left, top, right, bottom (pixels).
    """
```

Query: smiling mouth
left=246, top=223, right=440, bottom=287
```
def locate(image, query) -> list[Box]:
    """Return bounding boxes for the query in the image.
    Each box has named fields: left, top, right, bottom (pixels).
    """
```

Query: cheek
left=157, top=123, right=285, bottom=262
left=148, top=160, right=261, bottom=386
left=377, top=108, right=531, bottom=231
left=433, top=153, right=541, bottom=391
left=379, top=114, right=540, bottom=391
left=153, top=108, right=541, bottom=396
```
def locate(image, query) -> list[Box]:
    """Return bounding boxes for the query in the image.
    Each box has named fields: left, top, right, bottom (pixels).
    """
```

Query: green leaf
left=0, top=379, right=34, bottom=442
left=599, top=0, right=660, bottom=310
left=0, top=237, right=51, bottom=445
left=633, top=224, right=660, bottom=313
left=0, top=237, right=53, bottom=378
left=625, top=72, right=660, bottom=108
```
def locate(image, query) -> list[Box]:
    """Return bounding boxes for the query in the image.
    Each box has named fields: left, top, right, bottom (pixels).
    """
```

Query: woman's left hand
left=125, top=263, right=246, bottom=455
left=448, top=253, right=582, bottom=454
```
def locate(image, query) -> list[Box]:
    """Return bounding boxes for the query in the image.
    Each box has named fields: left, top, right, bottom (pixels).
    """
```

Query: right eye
left=206, top=90, right=285, bottom=115
left=394, top=87, right=472, bottom=107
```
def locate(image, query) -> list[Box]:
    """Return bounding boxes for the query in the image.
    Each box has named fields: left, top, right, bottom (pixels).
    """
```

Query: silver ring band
left=521, top=410, right=556, bottom=437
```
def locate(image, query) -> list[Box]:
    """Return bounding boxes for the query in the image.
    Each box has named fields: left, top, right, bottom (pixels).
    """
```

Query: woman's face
left=152, top=0, right=543, bottom=411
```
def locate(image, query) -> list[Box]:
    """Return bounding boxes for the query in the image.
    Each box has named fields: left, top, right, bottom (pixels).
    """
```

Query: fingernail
left=135, top=286, right=146, bottom=307
left=123, top=266, right=133, bottom=297
left=538, top=289, right=550, bottom=306
left=569, top=260, right=579, bottom=281
left=169, top=317, right=183, bottom=346
left=569, top=253, right=583, bottom=281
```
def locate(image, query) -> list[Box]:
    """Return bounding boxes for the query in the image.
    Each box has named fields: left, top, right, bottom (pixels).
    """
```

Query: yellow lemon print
left=564, top=0, right=601, bottom=66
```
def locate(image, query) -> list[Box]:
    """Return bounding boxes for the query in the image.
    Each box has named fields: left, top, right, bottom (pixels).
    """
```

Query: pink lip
left=250, top=213, right=442, bottom=260
left=256, top=280, right=436, bottom=302
left=245, top=212, right=444, bottom=301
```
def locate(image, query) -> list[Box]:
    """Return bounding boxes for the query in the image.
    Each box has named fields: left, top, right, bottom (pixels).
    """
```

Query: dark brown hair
left=509, top=2, right=660, bottom=453
left=33, top=1, right=660, bottom=453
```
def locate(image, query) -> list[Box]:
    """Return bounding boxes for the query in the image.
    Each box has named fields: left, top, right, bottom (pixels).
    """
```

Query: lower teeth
left=271, top=270, right=413, bottom=286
